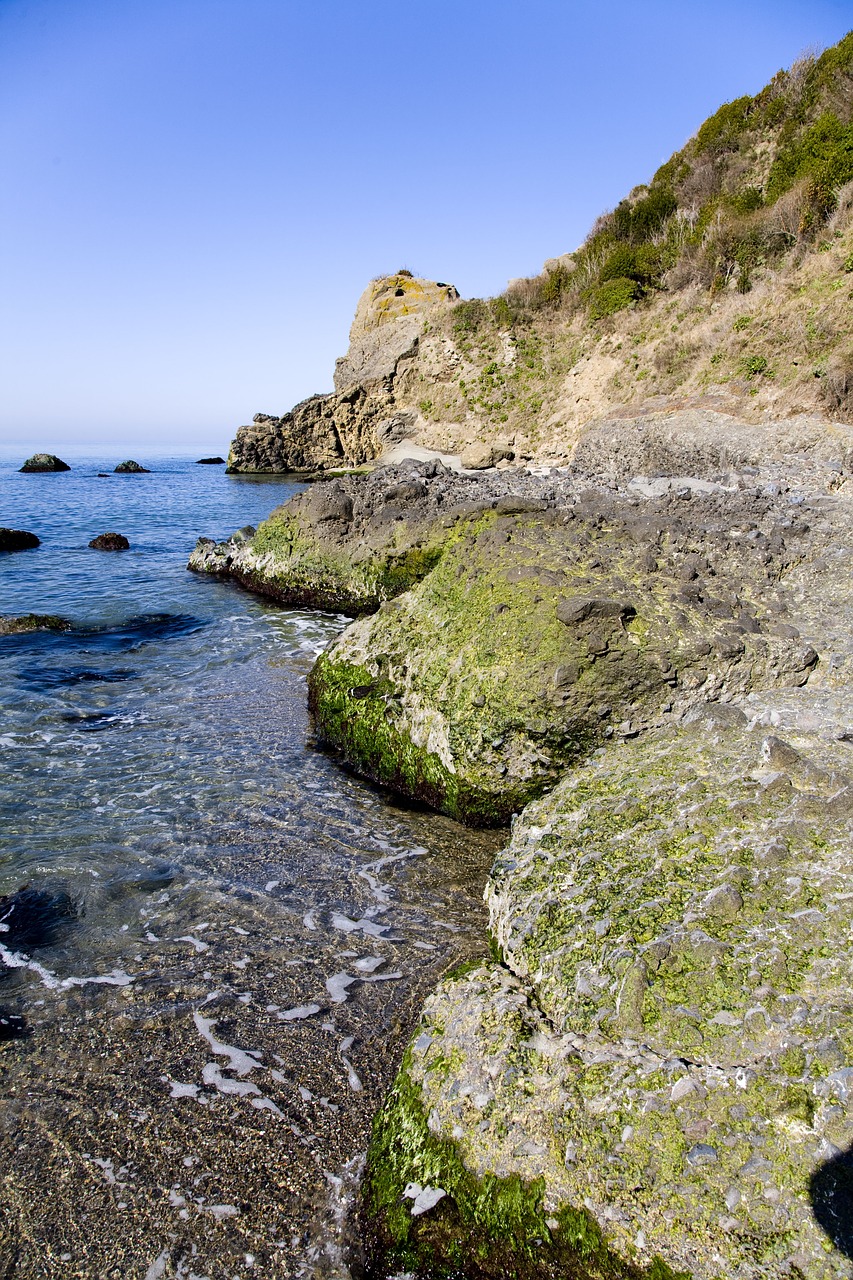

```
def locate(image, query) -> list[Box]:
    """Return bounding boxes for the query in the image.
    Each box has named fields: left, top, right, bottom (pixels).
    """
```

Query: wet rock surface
left=195, top=456, right=225, bottom=464
left=19, top=453, right=70, bottom=473
left=88, top=532, right=130, bottom=550
left=0, top=528, right=40, bottom=552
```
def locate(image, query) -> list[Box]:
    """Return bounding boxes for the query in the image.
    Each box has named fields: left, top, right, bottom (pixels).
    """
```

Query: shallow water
left=0, top=453, right=500, bottom=1278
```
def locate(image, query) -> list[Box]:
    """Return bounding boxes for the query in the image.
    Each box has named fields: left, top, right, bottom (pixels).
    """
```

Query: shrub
left=766, top=112, right=853, bottom=204
left=586, top=276, right=640, bottom=321
left=694, top=95, right=754, bottom=156
left=741, top=354, right=770, bottom=377
left=452, top=298, right=488, bottom=338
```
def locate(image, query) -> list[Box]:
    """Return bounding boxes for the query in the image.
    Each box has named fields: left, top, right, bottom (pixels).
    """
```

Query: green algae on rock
left=373, top=712, right=853, bottom=1279
left=0, top=614, right=71, bottom=636
left=306, top=485, right=822, bottom=824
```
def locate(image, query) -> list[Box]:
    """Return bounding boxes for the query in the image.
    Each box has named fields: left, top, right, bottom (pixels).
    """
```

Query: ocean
left=0, top=451, right=499, bottom=1279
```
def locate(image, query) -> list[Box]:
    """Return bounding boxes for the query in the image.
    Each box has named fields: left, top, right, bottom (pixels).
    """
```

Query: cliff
left=227, top=35, right=853, bottom=478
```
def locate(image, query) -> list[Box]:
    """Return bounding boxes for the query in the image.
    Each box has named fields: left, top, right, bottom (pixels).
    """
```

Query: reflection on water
left=0, top=457, right=501, bottom=1277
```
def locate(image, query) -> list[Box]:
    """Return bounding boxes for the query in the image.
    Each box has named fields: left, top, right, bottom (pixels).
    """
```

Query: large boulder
left=19, top=453, right=69, bottom=472
left=0, top=528, right=40, bottom=552
left=114, top=460, right=149, bottom=473
left=0, top=614, right=70, bottom=636
left=367, top=709, right=853, bottom=1278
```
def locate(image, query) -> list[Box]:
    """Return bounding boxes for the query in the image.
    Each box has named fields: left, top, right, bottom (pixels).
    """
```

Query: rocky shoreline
left=187, top=404, right=853, bottom=1277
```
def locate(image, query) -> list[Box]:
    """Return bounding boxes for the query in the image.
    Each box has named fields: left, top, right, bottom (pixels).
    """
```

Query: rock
left=227, top=274, right=458, bottom=474
left=89, top=533, right=130, bottom=550
left=369, top=713, right=853, bottom=1279
left=0, top=528, right=40, bottom=552
left=0, top=614, right=71, bottom=637
left=460, top=441, right=515, bottom=470
left=0, top=885, right=76, bottom=953
left=195, top=456, right=225, bottom=464
left=19, top=453, right=70, bottom=472
left=113, top=460, right=149, bottom=473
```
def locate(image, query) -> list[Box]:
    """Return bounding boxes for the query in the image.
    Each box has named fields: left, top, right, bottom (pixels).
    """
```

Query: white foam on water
left=325, top=973, right=356, bottom=1004
left=303, top=910, right=317, bottom=930
left=165, top=1078, right=201, bottom=1100
left=340, top=1056, right=362, bottom=1092
left=250, top=1096, right=283, bottom=1117
left=201, top=1062, right=261, bottom=1098
left=330, top=912, right=388, bottom=938
left=193, top=1013, right=262, bottom=1075
left=277, top=1003, right=321, bottom=1022
left=362, top=971, right=403, bottom=983
left=206, top=1204, right=239, bottom=1220
left=0, top=946, right=133, bottom=993
left=144, top=1250, right=170, bottom=1280
left=353, top=955, right=385, bottom=973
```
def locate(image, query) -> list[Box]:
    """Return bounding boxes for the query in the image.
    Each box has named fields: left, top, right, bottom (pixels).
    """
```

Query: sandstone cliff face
left=226, top=273, right=459, bottom=474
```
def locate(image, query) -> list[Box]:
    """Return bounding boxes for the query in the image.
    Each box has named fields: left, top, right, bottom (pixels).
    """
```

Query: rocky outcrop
left=19, top=454, right=69, bottom=473
left=226, top=274, right=459, bottom=474
left=88, top=532, right=130, bottom=550
left=367, top=699, right=853, bottom=1279
left=195, top=456, right=225, bottom=465
left=189, top=407, right=852, bottom=1275
left=0, top=529, right=40, bottom=552
left=114, top=460, right=149, bottom=473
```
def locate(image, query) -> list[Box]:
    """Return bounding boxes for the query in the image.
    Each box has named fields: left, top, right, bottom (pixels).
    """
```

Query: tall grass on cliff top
left=473, top=33, right=853, bottom=327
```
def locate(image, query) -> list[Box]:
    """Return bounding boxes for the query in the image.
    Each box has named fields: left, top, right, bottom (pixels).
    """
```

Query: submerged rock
left=0, top=528, right=40, bottom=552
left=0, top=614, right=71, bottom=637
left=88, top=532, right=130, bottom=550
left=0, top=884, right=76, bottom=953
left=19, top=453, right=70, bottom=473
left=113, top=460, right=149, bottom=473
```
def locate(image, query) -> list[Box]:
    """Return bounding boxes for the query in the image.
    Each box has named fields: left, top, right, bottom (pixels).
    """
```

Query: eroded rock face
left=226, top=274, right=458, bottom=474
left=19, top=453, right=70, bottom=473
left=371, top=709, right=853, bottom=1279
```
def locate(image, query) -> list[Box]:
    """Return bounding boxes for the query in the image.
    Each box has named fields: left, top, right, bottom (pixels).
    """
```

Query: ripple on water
left=0, top=457, right=502, bottom=1277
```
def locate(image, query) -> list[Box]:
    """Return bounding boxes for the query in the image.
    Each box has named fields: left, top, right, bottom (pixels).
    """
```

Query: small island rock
left=89, top=532, right=130, bottom=551
left=19, top=453, right=70, bottom=473
left=195, top=456, right=225, bottom=465
left=114, top=460, right=149, bottom=473
left=0, top=528, right=40, bottom=552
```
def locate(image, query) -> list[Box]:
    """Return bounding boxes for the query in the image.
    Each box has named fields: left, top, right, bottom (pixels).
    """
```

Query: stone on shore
left=89, top=533, right=130, bottom=550
left=0, top=528, right=40, bottom=552
left=19, top=453, right=70, bottom=473
left=114, top=460, right=149, bottom=473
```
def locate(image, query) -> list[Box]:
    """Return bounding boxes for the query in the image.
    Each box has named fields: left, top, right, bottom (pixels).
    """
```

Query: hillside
left=228, top=33, right=853, bottom=474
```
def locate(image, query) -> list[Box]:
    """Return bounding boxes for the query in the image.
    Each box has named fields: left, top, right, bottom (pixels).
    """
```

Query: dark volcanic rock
left=19, top=453, right=70, bottom=473
left=89, top=532, right=130, bottom=550
left=114, top=460, right=149, bottom=473
left=0, top=528, right=40, bottom=552
left=195, top=456, right=225, bottom=465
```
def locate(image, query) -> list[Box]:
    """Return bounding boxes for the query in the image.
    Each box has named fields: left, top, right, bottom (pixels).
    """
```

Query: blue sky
left=1, top=0, right=851, bottom=450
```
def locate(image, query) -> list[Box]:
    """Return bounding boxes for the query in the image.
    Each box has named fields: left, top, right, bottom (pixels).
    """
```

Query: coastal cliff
left=191, top=33, right=853, bottom=1280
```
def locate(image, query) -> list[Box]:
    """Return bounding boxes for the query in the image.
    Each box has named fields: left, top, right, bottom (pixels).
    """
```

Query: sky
left=1, top=0, right=851, bottom=451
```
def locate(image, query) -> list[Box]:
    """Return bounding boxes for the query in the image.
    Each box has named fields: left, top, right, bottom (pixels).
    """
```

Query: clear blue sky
left=1, top=0, right=850, bottom=451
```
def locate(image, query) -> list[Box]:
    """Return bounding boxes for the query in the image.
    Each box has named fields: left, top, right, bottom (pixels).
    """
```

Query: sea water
left=0, top=452, right=500, bottom=1279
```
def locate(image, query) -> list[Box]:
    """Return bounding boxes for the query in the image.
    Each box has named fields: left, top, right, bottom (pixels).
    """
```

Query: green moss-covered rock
left=308, top=498, right=819, bottom=824
left=373, top=716, right=853, bottom=1278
